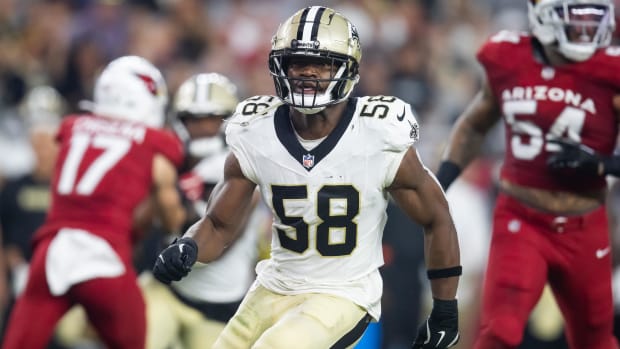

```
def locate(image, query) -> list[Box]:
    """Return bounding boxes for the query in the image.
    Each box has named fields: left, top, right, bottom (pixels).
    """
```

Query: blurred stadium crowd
left=0, top=0, right=619, bottom=348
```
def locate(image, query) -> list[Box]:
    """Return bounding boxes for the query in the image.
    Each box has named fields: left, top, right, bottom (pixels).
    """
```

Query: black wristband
left=427, top=265, right=462, bottom=280
left=435, top=161, right=461, bottom=191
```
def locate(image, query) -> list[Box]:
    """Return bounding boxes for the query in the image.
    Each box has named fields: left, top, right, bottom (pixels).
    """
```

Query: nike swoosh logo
left=436, top=330, right=446, bottom=347
left=396, top=106, right=406, bottom=121
left=596, top=246, right=611, bottom=259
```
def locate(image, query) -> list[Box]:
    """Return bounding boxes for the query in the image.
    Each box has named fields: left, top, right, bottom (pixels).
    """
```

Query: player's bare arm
left=199, top=185, right=262, bottom=259
left=388, top=147, right=460, bottom=300
left=152, top=154, right=186, bottom=233
left=152, top=152, right=256, bottom=284
left=614, top=94, right=620, bottom=122
left=185, top=152, right=256, bottom=263
left=442, top=78, right=501, bottom=170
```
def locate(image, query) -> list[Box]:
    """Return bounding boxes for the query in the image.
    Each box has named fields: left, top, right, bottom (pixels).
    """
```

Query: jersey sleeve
left=149, top=129, right=185, bottom=168
left=386, top=98, right=420, bottom=187
left=225, top=95, right=282, bottom=183
left=225, top=128, right=257, bottom=183
left=358, top=96, right=420, bottom=187
left=364, top=96, right=420, bottom=153
left=476, top=30, right=529, bottom=77
left=586, top=46, right=620, bottom=89
left=56, top=115, right=78, bottom=143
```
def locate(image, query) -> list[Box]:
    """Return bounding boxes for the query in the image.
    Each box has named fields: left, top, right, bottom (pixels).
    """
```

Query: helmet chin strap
left=557, top=43, right=596, bottom=61
left=293, top=105, right=327, bottom=115
left=292, top=71, right=360, bottom=115
left=290, top=89, right=331, bottom=114
left=283, top=63, right=350, bottom=114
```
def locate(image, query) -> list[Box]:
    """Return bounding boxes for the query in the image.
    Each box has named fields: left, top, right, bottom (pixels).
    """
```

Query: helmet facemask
left=174, top=112, right=228, bottom=159
left=269, top=50, right=359, bottom=114
left=529, top=0, right=615, bottom=61
left=269, top=6, right=362, bottom=115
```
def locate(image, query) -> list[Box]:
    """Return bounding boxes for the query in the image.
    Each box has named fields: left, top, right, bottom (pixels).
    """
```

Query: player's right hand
left=152, top=237, right=198, bottom=284
left=412, top=299, right=459, bottom=348
left=546, top=139, right=603, bottom=176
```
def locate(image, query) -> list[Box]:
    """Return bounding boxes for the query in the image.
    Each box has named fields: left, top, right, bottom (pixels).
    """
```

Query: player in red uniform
left=436, top=0, right=620, bottom=348
left=1, top=56, right=185, bottom=349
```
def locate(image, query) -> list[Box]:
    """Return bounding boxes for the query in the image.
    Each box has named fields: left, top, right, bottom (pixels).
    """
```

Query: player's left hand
left=546, top=139, right=603, bottom=176
left=152, top=237, right=198, bottom=284
left=412, top=299, right=459, bottom=349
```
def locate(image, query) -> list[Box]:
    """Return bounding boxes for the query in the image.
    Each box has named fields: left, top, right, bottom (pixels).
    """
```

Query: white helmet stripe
left=301, top=6, right=322, bottom=41
left=295, top=7, right=310, bottom=40
left=195, top=76, right=210, bottom=105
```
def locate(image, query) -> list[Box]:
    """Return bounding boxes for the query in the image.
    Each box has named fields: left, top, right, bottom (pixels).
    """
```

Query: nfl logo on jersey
left=302, top=154, right=315, bottom=169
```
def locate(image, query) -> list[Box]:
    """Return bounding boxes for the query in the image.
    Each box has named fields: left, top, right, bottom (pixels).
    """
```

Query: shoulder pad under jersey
left=356, top=95, right=420, bottom=153
left=477, top=30, right=530, bottom=71
left=586, top=46, right=620, bottom=88
left=226, top=95, right=282, bottom=142
left=228, top=95, right=282, bottom=126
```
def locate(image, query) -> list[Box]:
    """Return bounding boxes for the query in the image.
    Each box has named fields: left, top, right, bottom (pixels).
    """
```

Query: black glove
left=546, top=139, right=603, bottom=176
left=152, top=237, right=198, bottom=284
left=412, top=299, right=459, bottom=349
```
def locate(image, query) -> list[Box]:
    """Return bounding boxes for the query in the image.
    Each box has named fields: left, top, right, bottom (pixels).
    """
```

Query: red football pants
left=474, top=193, right=618, bottom=349
left=1, top=235, right=146, bottom=349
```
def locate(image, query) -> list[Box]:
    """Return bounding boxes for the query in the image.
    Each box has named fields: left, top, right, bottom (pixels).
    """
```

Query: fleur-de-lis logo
left=408, top=120, right=419, bottom=140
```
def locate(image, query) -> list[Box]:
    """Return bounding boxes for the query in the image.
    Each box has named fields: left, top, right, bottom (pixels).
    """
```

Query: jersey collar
left=274, top=97, right=357, bottom=172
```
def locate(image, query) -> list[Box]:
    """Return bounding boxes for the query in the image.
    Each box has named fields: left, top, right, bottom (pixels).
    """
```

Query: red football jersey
left=34, top=115, right=184, bottom=257
left=478, top=31, right=620, bottom=192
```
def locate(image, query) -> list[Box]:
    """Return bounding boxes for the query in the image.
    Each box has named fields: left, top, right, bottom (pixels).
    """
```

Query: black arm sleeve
left=603, top=154, right=620, bottom=177
left=435, top=161, right=462, bottom=191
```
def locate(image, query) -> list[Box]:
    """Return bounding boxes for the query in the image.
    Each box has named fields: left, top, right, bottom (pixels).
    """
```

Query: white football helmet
left=269, top=6, right=362, bottom=114
left=528, top=0, right=615, bottom=61
left=93, top=55, right=168, bottom=128
left=172, top=73, right=239, bottom=158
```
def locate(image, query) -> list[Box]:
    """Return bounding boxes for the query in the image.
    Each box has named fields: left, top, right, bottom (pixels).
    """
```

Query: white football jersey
left=225, top=95, right=420, bottom=320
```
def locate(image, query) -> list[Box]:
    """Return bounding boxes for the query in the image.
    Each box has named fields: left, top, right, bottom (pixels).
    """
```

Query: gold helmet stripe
left=296, top=6, right=327, bottom=41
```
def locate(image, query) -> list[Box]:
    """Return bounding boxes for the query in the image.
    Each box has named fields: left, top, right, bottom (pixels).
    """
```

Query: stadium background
left=0, top=0, right=619, bottom=348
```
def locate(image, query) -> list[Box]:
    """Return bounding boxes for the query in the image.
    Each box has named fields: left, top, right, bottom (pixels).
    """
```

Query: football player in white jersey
left=144, top=73, right=270, bottom=349
left=153, top=6, right=462, bottom=349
